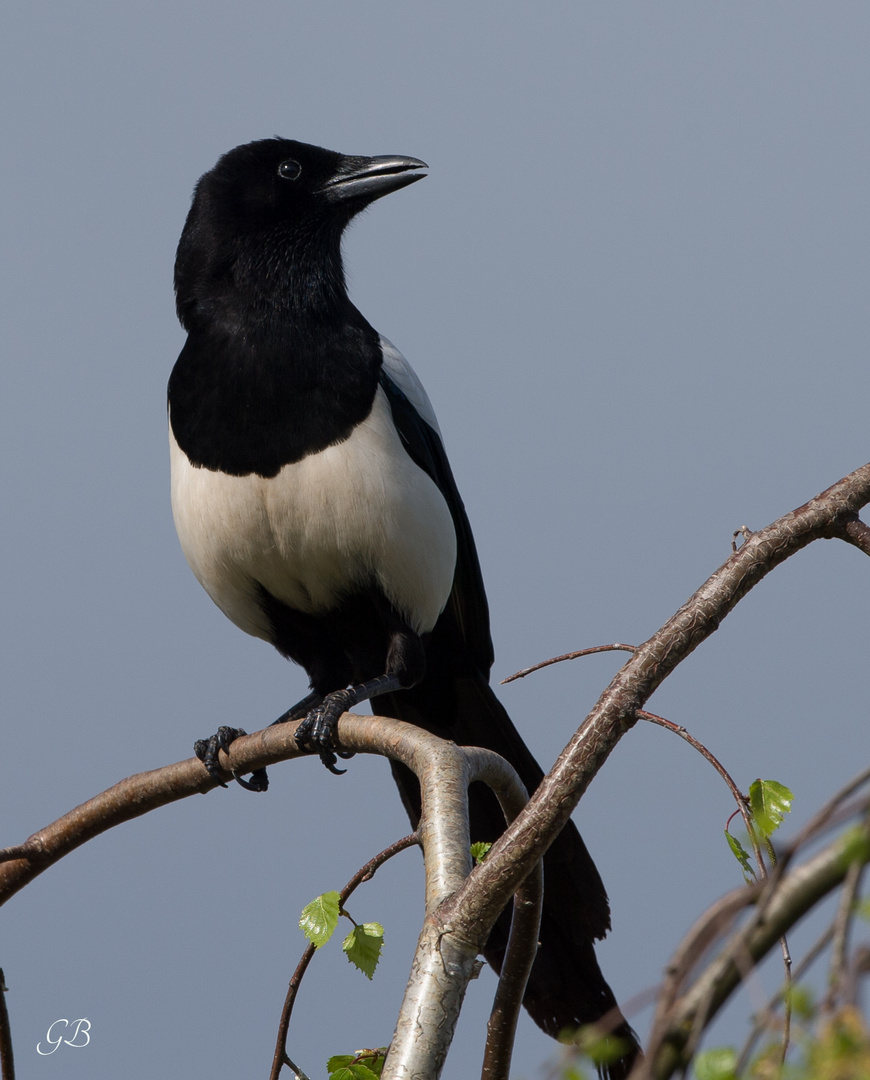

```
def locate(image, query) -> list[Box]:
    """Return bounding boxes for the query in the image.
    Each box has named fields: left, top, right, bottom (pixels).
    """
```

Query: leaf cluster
left=299, top=891, right=385, bottom=980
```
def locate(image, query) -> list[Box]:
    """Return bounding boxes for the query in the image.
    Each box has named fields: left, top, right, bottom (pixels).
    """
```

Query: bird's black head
left=174, top=138, right=427, bottom=329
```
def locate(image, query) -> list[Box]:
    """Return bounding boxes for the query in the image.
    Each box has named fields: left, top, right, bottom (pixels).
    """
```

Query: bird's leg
left=270, top=691, right=323, bottom=727
left=294, top=673, right=406, bottom=774
left=295, top=625, right=426, bottom=774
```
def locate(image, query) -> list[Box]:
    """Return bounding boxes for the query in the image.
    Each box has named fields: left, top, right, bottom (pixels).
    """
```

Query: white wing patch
left=379, top=335, right=442, bottom=436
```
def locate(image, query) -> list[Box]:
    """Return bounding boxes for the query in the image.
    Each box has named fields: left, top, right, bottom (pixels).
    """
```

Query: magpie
left=168, top=138, right=639, bottom=1075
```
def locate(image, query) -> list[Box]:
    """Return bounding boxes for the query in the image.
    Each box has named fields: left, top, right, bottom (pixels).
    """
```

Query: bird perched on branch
left=168, top=137, right=639, bottom=1076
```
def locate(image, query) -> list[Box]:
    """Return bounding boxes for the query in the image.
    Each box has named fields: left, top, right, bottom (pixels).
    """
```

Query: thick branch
left=444, top=464, right=870, bottom=935
left=0, top=714, right=534, bottom=1080
left=376, top=741, right=535, bottom=1080
left=0, top=715, right=483, bottom=911
left=0, top=721, right=308, bottom=904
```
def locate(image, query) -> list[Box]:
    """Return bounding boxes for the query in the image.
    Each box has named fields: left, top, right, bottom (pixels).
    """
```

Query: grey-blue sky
left=2, top=4, right=869, bottom=1077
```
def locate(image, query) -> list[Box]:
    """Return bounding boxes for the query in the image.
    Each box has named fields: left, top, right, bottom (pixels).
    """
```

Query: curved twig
left=637, top=710, right=758, bottom=865
left=501, top=643, right=637, bottom=684
left=823, top=858, right=865, bottom=1015
left=269, top=832, right=420, bottom=1080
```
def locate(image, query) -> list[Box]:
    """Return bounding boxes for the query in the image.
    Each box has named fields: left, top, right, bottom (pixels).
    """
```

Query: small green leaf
left=471, top=842, right=492, bottom=865
left=725, top=830, right=755, bottom=882
left=327, top=1050, right=386, bottom=1079
left=749, top=779, right=793, bottom=839
left=694, top=1046, right=738, bottom=1080
left=855, top=897, right=870, bottom=923
left=348, top=1049, right=386, bottom=1077
left=343, top=921, right=384, bottom=979
left=329, top=1066, right=379, bottom=1080
left=299, top=891, right=341, bottom=948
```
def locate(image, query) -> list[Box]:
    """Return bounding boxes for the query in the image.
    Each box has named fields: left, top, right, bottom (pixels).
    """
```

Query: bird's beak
left=319, top=155, right=428, bottom=205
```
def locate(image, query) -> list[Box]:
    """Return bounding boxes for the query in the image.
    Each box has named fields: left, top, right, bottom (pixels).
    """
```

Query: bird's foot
left=194, top=725, right=269, bottom=792
left=294, top=689, right=357, bottom=775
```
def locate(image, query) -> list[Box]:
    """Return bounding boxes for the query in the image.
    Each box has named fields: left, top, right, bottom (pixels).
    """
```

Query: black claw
left=194, top=725, right=267, bottom=790
left=320, top=751, right=347, bottom=775
left=233, top=767, right=269, bottom=792
left=292, top=692, right=357, bottom=775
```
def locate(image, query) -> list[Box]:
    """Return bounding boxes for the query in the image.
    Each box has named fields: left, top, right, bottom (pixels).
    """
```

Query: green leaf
left=725, top=830, right=755, bottom=882
left=327, top=1050, right=386, bottom=1079
left=299, top=891, right=341, bottom=948
left=327, top=1056, right=356, bottom=1072
left=343, top=922, right=384, bottom=979
left=471, top=841, right=492, bottom=865
left=749, top=779, right=793, bottom=839
left=694, top=1046, right=737, bottom=1079
left=855, top=897, right=870, bottom=923
left=350, top=1050, right=386, bottom=1077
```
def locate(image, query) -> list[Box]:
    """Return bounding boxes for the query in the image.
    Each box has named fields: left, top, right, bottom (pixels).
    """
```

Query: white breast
left=169, top=387, right=457, bottom=643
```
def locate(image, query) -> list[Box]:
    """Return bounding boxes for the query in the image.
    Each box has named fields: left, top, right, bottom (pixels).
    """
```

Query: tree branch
left=2, top=464, right=868, bottom=1079
left=642, top=809, right=870, bottom=1079
left=442, top=464, right=870, bottom=947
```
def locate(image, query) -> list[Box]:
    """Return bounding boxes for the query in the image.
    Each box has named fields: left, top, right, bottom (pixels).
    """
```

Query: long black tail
left=377, top=642, right=640, bottom=1077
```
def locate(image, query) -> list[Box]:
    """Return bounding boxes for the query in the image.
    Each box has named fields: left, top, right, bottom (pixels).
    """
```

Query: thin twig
left=269, top=832, right=420, bottom=1080
left=788, top=765, right=870, bottom=853
left=501, top=644, right=636, bottom=684
left=736, top=921, right=834, bottom=1073
left=844, top=944, right=870, bottom=1007
left=778, top=939, right=793, bottom=1071
left=637, top=710, right=757, bottom=862
left=0, top=969, right=13, bottom=1080
left=823, top=858, right=865, bottom=1014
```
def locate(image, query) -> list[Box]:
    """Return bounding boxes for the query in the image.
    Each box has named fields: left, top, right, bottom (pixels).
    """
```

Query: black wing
left=379, top=369, right=494, bottom=678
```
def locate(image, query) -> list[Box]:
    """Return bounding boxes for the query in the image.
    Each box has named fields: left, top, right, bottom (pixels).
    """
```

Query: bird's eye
left=277, top=159, right=302, bottom=180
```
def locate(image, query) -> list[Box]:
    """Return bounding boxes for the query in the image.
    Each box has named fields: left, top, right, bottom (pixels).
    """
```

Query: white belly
left=169, top=387, right=457, bottom=643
